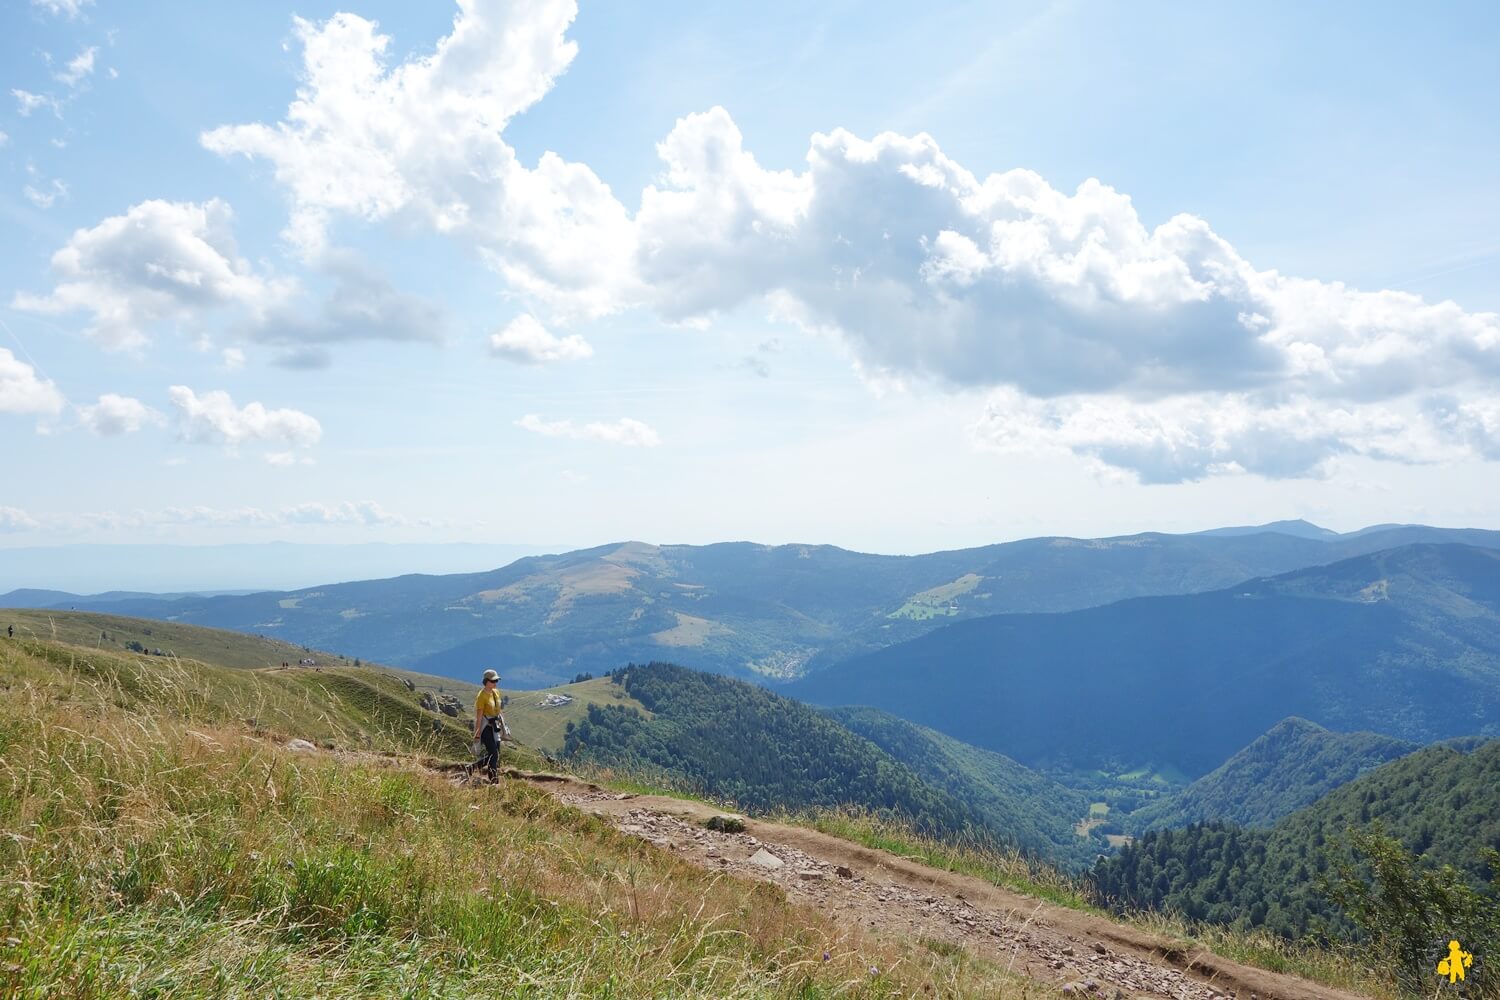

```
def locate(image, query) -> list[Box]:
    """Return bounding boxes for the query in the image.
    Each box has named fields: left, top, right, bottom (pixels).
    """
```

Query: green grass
left=799, top=810, right=1096, bottom=912
left=3, top=607, right=355, bottom=669
left=0, top=634, right=1054, bottom=998
left=503, top=676, right=653, bottom=754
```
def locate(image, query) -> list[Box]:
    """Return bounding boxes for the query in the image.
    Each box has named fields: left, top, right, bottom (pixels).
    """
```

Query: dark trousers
left=477, top=720, right=500, bottom=777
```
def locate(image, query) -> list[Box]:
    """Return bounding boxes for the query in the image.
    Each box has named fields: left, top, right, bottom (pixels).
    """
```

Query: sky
left=2, top=0, right=1499, bottom=557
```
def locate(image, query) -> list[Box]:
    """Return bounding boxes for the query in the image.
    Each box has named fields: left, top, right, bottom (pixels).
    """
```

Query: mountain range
left=787, top=543, right=1500, bottom=776
left=8, top=521, right=1499, bottom=688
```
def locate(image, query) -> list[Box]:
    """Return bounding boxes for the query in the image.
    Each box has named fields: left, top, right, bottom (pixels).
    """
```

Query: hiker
left=6, top=625, right=12, bottom=638
left=471, top=669, right=504, bottom=783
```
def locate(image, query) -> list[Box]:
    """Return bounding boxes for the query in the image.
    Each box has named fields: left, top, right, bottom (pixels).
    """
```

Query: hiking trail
left=467, top=766, right=1373, bottom=1000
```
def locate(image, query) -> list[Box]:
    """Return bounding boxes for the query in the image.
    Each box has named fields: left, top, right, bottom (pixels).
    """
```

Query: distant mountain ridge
left=9, top=523, right=1500, bottom=686
left=788, top=544, right=1500, bottom=777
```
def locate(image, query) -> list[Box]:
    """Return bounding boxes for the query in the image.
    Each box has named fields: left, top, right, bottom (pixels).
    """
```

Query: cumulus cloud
left=201, top=0, right=636, bottom=315
left=246, top=251, right=444, bottom=347
left=55, top=46, right=98, bottom=87
left=220, top=347, right=246, bottom=370
left=970, top=390, right=1462, bottom=484
left=167, top=386, right=322, bottom=450
left=32, top=0, right=91, bottom=17
left=488, top=314, right=592, bottom=364
left=0, top=506, right=40, bottom=531
left=515, top=413, right=660, bottom=447
left=0, top=348, right=66, bottom=416
left=76, top=393, right=158, bottom=436
left=12, top=199, right=291, bottom=351
left=209, top=0, right=1500, bottom=483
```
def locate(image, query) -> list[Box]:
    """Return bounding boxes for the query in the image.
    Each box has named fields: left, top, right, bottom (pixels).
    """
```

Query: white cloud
left=279, top=500, right=398, bottom=524
left=76, top=393, right=158, bottom=436
left=516, top=413, right=660, bottom=447
left=220, top=347, right=246, bottom=370
left=209, top=0, right=1500, bottom=483
left=23, top=178, right=68, bottom=209
left=200, top=0, right=636, bottom=314
left=0, top=506, right=40, bottom=532
left=263, top=451, right=316, bottom=466
left=0, top=348, right=66, bottom=416
left=55, top=500, right=407, bottom=532
left=32, top=0, right=92, bottom=17
left=970, top=390, right=1462, bottom=484
left=0, top=130, right=9, bottom=147
left=168, top=386, right=322, bottom=450
left=55, top=46, right=98, bottom=87
left=12, top=89, right=61, bottom=117
left=488, top=313, right=592, bottom=364
left=12, top=199, right=292, bottom=352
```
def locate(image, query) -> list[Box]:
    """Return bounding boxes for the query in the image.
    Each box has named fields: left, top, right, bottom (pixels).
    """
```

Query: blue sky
left=2, top=0, right=1498, bottom=555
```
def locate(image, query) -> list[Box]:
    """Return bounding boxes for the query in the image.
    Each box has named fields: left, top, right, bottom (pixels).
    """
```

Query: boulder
left=420, top=692, right=436, bottom=711
left=286, top=738, right=317, bottom=753
left=748, top=847, right=784, bottom=870
left=403, top=679, right=416, bottom=692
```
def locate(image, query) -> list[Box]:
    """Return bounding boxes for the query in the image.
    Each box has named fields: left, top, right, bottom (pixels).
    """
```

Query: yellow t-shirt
left=475, top=686, right=501, bottom=719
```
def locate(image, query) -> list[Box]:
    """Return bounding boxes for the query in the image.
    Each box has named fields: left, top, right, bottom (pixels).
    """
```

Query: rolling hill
left=788, top=544, right=1500, bottom=777
left=1125, top=718, right=1418, bottom=832
left=26, top=523, right=1500, bottom=685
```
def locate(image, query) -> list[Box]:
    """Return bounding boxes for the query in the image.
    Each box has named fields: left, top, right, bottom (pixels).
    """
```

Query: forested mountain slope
left=789, top=545, right=1500, bottom=776
left=1127, top=718, right=1418, bottom=832
left=823, top=706, right=1096, bottom=869
left=1092, top=739, right=1500, bottom=938
left=561, top=663, right=983, bottom=836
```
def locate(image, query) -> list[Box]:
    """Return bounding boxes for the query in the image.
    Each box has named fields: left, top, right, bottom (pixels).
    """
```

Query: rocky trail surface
left=485, top=770, right=1372, bottom=1000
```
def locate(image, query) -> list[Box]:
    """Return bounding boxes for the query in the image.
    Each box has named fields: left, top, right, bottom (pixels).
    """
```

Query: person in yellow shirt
left=471, top=669, right=504, bottom=783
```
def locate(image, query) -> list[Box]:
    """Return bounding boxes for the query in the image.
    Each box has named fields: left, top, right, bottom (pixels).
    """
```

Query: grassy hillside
left=1, top=607, right=361, bottom=669
left=502, top=675, right=652, bottom=754
left=823, top=706, right=1097, bottom=869
left=0, top=638, right=1031, bottom=998
left=790, top=544, right=1500, bottom=777
left=51, top=526, right=1500, bottom=684
left=562, top=663, right=984, bottom=836
left=1128, top=718, right=1418, bottom=832
left=0, top=632, right=514, bottom=767
left=1092, top=739, right=1500, bottom=940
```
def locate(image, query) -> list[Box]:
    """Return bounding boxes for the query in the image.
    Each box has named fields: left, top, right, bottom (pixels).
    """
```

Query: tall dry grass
left=0, top=638, right=1049, bottom=998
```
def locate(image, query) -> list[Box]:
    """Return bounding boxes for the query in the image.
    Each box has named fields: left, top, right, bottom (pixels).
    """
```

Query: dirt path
left=482, top=770, right=1372, bottom=1000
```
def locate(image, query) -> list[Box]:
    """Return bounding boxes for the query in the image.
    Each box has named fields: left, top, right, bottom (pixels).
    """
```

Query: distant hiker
left=6, top=625, right=12, bottom=638
left=470, top=669, right=504, bottom=783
